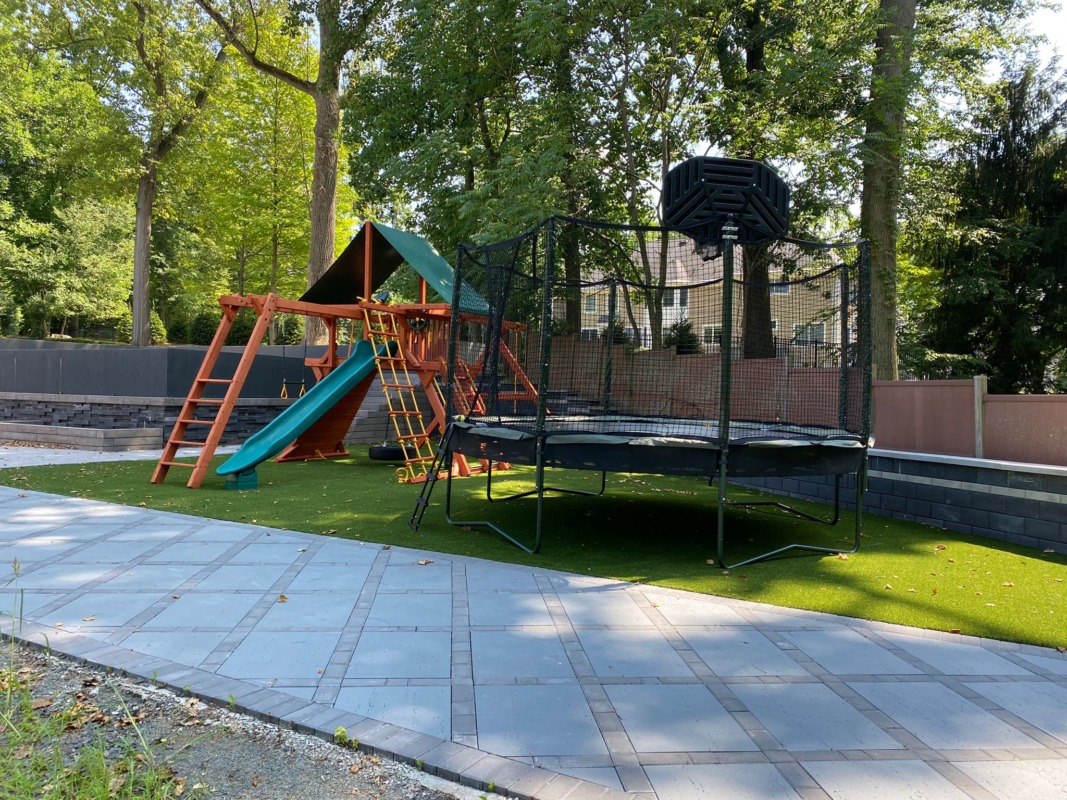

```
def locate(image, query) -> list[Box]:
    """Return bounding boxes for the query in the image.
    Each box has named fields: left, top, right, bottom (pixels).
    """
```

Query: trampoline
left=411, top=164, right=871, bottom=567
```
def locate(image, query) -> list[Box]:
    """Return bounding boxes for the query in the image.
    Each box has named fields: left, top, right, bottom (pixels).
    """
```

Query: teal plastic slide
left=217, top=339, right=383, bottom=478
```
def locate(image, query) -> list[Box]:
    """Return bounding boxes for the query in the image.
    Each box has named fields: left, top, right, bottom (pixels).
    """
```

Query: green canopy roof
left=299, top=222, right=488, bottom=314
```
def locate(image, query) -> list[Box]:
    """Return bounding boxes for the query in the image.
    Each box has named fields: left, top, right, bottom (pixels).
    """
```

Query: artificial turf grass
left=4, top=453, right=1066, bottom=649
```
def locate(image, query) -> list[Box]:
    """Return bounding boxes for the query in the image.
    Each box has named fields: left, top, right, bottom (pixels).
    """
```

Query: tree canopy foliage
left=0, top=0, right=1062, bottom=395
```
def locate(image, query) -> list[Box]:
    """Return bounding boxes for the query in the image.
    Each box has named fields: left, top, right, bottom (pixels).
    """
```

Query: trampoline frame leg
left=714, top=461, right=865, bottom=569
left=442, top=439, right=608, bottom=554
left=484, top=459, right=607, bottom=503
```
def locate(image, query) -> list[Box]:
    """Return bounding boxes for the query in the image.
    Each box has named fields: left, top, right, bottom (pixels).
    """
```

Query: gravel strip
left=1, top=639, right=501, bottom=800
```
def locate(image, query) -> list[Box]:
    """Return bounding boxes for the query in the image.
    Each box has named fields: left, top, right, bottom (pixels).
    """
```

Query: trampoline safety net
left=448, top=217, right=871, bottom=447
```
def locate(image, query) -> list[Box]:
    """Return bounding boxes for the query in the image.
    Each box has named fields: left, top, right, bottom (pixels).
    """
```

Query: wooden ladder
left=151, top=294, right=278, bottom=488
left=452, top=358, right=485, bottom=416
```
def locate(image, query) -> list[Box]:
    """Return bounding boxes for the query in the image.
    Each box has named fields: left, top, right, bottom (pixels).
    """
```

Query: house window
left=793, top=322, right=826, bottom=345
left=584, top=294, right=597, bottom=313
left=702, top=324, right=723, bottom=345
left=580, top=328, right=599, bottom=342
left=772, top=282, right=790, bottom=294
left=662, top=288, right=688, bottom=308
left=771, top=319, right=778, bottom=331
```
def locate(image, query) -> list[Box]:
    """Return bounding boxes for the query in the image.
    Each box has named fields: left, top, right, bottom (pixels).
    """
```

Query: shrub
left=225, top=309, right=264, bottom=346
left=663, top=318, right=701, bottom=354
left=275, top=314, right=305, bottom=345
left=189, top=312, right=221, bottom=345
left=167, top=317, right=190, bottom=345
left=601, top=320, right=632, bottom=346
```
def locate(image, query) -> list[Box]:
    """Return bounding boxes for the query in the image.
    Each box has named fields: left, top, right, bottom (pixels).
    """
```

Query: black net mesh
left=449, top=217, right=870, bottom=445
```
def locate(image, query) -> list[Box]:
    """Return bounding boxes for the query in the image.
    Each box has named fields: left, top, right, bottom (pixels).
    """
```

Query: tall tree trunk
left=742, top=245, right=775, bottom=358
left=860, top=0, right=916, bottom=381
left=305, top=86, right=340, bottom=344
left=132, top=157, right=158, bottom=347
left=269, top=225, right=280, bottom=345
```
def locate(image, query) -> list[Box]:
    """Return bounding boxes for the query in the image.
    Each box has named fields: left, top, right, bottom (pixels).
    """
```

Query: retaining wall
left=739, top=449, right=1067, bottom=553
left=0, top=393, right=292, bottom=447
left=0, top=422, right=163, bottom=451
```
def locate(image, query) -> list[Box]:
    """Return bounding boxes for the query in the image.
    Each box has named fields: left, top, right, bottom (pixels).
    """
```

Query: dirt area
left=1, top=639, right=486, bottom=800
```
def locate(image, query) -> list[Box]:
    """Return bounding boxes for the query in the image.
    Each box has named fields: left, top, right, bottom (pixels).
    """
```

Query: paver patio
left=1, top=446, right=1066, bottom=799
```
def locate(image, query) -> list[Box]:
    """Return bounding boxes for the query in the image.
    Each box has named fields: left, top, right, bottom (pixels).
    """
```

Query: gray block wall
left=737, top=449, right=1067, bottom=553
left=0, top=393, right=292, bottom=446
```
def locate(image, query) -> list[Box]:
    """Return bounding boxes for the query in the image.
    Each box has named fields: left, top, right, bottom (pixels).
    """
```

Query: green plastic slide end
left=224, top=468, right=259, bottom=491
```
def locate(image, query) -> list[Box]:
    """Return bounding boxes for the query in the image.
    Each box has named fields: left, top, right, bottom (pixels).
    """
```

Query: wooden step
left=177, top=418, right=214, bottom=425
left=158, top=461, right=195, bottom=468
left=196, top=378, right=234, bottom=385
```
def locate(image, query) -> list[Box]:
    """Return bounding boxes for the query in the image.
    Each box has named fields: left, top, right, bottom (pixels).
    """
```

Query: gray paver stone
left=420, top=741, right=487, bottom=782
left=457, top=753, right=535, bottom=791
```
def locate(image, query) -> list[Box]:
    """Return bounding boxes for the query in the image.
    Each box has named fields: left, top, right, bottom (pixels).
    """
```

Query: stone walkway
left=1, top=450, right=1066, bottom=799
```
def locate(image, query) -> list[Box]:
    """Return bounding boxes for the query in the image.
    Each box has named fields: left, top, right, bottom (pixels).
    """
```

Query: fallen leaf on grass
left=1044, top=548, right=1055, bottom=554
left=935, top=544, right=947, bottom=551
left=82, top=676, right=100, bottom=687
left=949, top=628, right=961, bottom=634
left=14, top=744, right=32, bottom=759
left=137, top=502, right=146, bottom=508
left=1002, top=581, right=1015, bottom=587
left=174, top=777, right=186, bottom=796
left=932, top=588, right=939, bottom=595
left=251, top=773, right=259, bottom=788
left=349, top=764, right=361, bottom=775
left=884, top=583, right=892, bottom=590
left=836, top=553, right=849, bottom=560
left=108, top=774, right=127, bottom=793
left=907, top=588, right=916, bottom=593
left=1057, top=646, right=1065, bottom=653
left=31, top=697, right=53, bottom=710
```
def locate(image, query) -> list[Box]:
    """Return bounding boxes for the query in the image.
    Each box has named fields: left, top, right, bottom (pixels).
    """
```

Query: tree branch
left=195, top=0, right=314, bottom=95
left=155, top=43, right=229, bottom=160
left=133, top=1, right=166, bottom=101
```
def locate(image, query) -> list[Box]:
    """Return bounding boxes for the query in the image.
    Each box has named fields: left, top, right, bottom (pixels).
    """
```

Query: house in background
left=554, top=234, right=846, bottom=366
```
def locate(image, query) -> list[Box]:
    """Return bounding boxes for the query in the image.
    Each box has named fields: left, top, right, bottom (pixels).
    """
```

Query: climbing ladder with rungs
left=363, top=307, right=437, bottom=483
left=451, top=359, right=484, bottom=417
left=151, top=295, right=277, bottom=489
